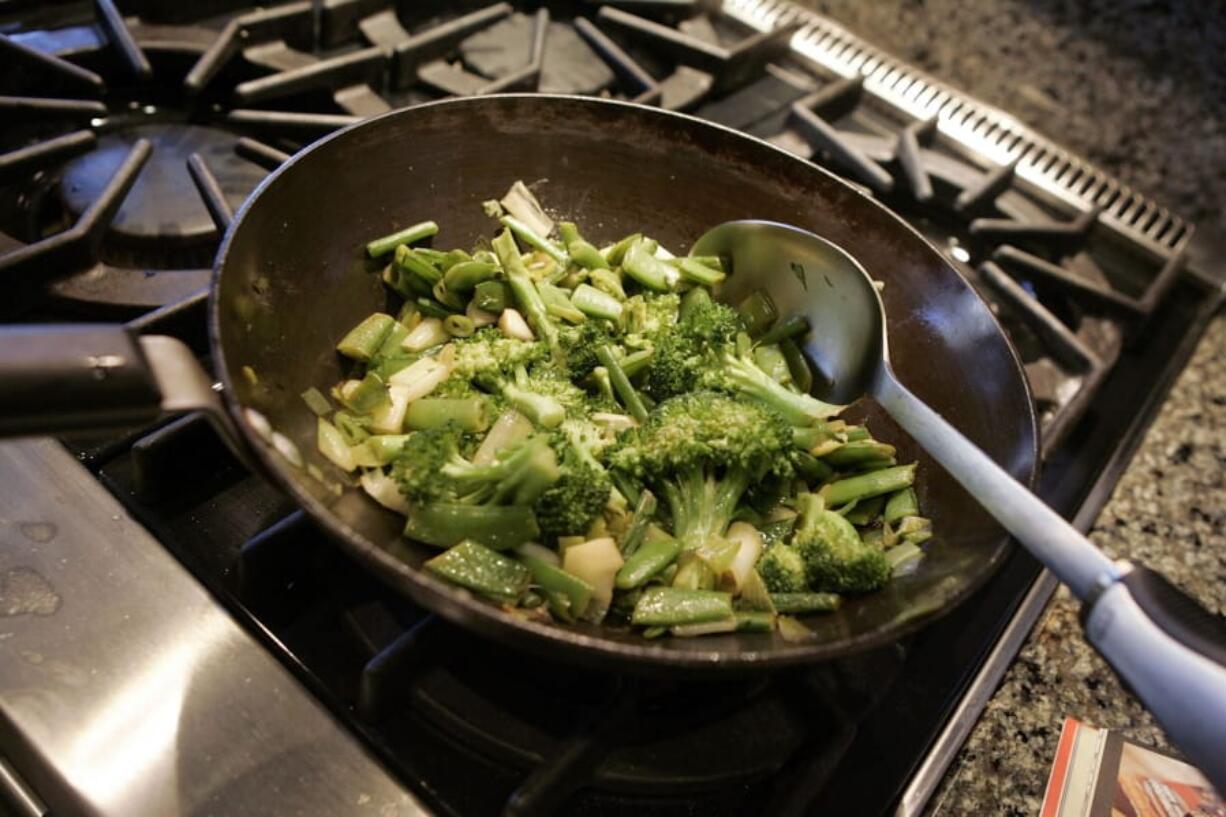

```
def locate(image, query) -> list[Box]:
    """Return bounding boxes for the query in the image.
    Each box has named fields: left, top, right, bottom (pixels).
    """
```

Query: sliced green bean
left=520, top=555, right=594, bottom=619
left=424, top=540, right=530, bottom=602
left=571, top=284, right=623, bottom=321
left=443, top=260, right=498, bottom=292
left=736, top=290, right=778, bottom=336
left=823, top=440, right=897, bottom=467
left=619, top=491, right=659, bottom=556
left=501, top=215, right=568, bottom=266
left=405, top=397, right=490, bottom=432
left=568, top=240, right=609, bottom=270
left=538, top=281, right=585, bottom=323
left=779, top=338, right=813, bottom=393
left=589, top=268, right=626, bottom=300
left=366, top=220, right=438, bottom=257
left=395, top=244, right=444, bottom=285
left=844, top=495, right=885, bottom=526
left=406, top=503, right=540, bottom=550
left=756, top=315, right=811, bottom=347
left=820, top=464, right=916, bottom=507
left=769, top=592, right=842, bottom=614
left=622, top=238, right=674, bottom=292
left=672, top=256, right=725, bottom=286
left=884, top=487, right=919, bottom=525
left=558, top=221, right=582, bottom=246
left=337, top=313, right=395, bottom=361
left=616, top=532, right=680, bottom=589
left=631, top=587, right=733, bottom=627
left=734, top=611, right=776, bottom=632
left=603, top=233, right=640, bottom=266
left=596, top=344, right=648, bottom=422
left=494, top=229, right=559, bottom=354
left=443, top=314, right=476, bottom=338
left=473, top=280, right=510, bottom=313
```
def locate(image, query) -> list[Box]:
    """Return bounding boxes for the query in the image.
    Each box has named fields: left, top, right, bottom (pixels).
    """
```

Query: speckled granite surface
left=782, top=2, right=1226, bottom=813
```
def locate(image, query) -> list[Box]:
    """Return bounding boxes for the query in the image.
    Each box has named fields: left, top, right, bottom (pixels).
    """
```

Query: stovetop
left=1, top=2, right=1222, bottom=816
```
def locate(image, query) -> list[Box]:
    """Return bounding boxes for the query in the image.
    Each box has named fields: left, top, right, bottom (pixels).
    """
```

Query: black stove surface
left=4, top=1, right=1223, bottom=815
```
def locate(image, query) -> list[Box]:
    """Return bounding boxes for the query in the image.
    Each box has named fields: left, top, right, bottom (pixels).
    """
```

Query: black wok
left=0, top=95, right=1037, bottom=672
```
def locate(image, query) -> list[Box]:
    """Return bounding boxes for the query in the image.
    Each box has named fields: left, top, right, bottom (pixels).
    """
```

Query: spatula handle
left=874, top=365, right=1226, bottom=794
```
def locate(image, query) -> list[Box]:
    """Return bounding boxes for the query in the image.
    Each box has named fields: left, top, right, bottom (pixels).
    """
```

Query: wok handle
left=0, top=324, right=163, bottom=435
left=0, top=324, right=248, bottom=461
left=874, top=365, right=1226, bottom=793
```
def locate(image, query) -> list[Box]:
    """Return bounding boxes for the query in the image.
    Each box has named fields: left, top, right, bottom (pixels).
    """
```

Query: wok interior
left=214, top=95, right=1036, bottom=669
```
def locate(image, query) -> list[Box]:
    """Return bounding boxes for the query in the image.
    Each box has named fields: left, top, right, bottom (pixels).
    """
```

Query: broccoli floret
left=704, top=348, right=843, bottom=427
left=515, top=363, right=592, bottom=417
left=534, top=461, right=611, bottom=537
left=791, top=494, right=890, bottom=594
left=609, top=392, right=794, bottom=549
left=474, top=364, right=568, bottom=428
left=757, top=544, right=808, bottom=593
left=642, top=291, right=743, bottom=401
left=560, top=321, right=615, bottom=380
left=393, top=428, right=560, bottom=506
left=621, top=292, right=680, bottom=342
left=451, top=328, right=548, bottom=379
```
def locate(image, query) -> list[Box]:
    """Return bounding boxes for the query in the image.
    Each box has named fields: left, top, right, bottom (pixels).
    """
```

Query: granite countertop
left=789, top=1, right=1226, bottom=813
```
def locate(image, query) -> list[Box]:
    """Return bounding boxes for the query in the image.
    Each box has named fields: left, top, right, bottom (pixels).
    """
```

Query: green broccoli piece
left=533, top=461, right=611, bottom=537
left=451, top=328, right=548, bottom=379
left=642, top=294, right=743, bottom=401
left=791, top=493, right=891, bottom=594
left=757, top=544, right=809, bottom=593
left=473, top=363, right=570, bottom=428
left=560, top=320, right=615, bottom=380
left=621, top=292, right=680, bottom=342
left=609, top=392, right=794, bottom=550
left=703, top=347, right=844, bottom=427
left=393, top=427, right=560, bottom=507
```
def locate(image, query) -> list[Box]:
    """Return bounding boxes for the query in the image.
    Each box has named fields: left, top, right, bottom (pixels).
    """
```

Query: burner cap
left=59, top=123, right=264, bottom=246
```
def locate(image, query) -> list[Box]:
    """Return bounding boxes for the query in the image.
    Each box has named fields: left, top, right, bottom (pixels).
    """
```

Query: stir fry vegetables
left=312, top=182, right=934, bottom=639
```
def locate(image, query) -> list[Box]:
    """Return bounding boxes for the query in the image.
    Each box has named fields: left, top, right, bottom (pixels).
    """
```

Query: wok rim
left=208, top=93, right=1039, bottom=671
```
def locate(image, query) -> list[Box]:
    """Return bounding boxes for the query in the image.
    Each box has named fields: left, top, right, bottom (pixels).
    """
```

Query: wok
left=0, top=95, right=1037, bottom=672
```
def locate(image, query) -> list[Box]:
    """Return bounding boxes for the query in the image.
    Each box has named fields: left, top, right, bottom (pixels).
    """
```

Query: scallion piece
left=405, top=397, right=490, bottom=432
left=337, top=313, right=396, bottom=361
left=571, top=283, right=623, bottom=321
left=501, top=215, right=568, bottom=266
left=820, top=464, right=917, bottom=507
left=300, top=386, right=332, bottom=416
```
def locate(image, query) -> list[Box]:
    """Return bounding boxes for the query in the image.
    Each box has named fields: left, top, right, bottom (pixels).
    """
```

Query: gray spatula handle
left=873, top=365, right=1226, bottom=794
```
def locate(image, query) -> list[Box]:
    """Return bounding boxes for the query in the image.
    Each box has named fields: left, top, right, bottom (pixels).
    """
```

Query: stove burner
left=59, top=122, right=261, bottom=247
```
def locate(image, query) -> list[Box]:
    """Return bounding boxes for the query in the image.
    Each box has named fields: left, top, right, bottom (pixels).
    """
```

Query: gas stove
left=0, top=2, right=1222, bottom=816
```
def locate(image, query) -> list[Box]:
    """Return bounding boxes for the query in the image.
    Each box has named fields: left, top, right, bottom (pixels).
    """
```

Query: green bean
left=884, top=487, right=919, bottom=524
left=820, top=464, right=916, bottom=507
left=753, top=344, right=791, bottom=384
left=844, top=495, right=885, bottom=526
left=568, top=240, right=609, bottom=270
left=405, top=503, right=540, bottom=550
left=337, top=313, right=395, bottom=361
left=443, top=260, right=498, bottom=292
left=538, top=281, right=586, bottom=323
left=596, top=344, right=648, bottom=422
left=494, top=229, right=559, bottom=354
left=395, top=244, right=443, bottom=284
left=823, top=440, right=897, bottom=467
left=619, top=348, right=653, bottom=378
left=558, top=221, right=582, bottom=247
left=424, top=540, right=531, bottom=602
left=571, top=283, right=623, bottom=321
left=734, top=611, right=776, bottom=632
left=795, top=450, right=834, bottom=483
left=769, top=592, right=842, bottom=614
left=619, top=491, right=659, bottom=556
left=603, top=233, right=640, bottom=266
left=473, top=280, right=510, bottom=313
left=432, top=280, right=467, bottom=311
left=589, top=268, right=626, bottom=300
left=501, top=215, right=568, bottom=266
left=616, top=532, right=680, bottom=589
left=443, top=314, right=476, bottom=338
left=672, top=256, right=725, bottom=286
left=405, top=397, right=490, bottom=432
left=520, top=555, right=594, bottom=620
left=414, top=297, right=455, bottom=318
left=621, top=238, right=673, bottom=292
left=366, top=220, right=438, bottom=258
left=779, top=338, right=813, bottom=393
left=736, top=290, right=778, bottom=336
left=631, top=587, right=733, bottom=627
left=756, top=315, right=811, bottom=347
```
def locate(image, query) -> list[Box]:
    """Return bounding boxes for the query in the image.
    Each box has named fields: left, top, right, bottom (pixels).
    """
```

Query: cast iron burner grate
left=5, top=2, right=1222, bottom=816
